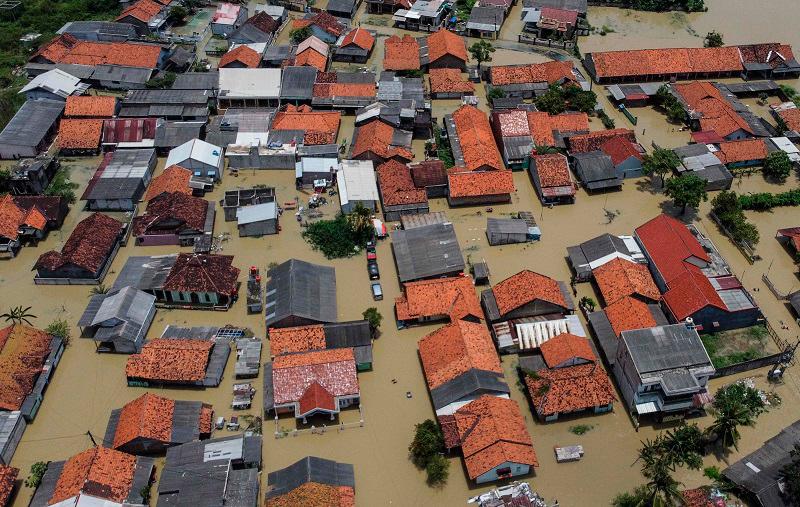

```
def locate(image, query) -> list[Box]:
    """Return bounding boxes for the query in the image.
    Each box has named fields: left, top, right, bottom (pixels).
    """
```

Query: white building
left=336, top=160, right=379, bottom=213
left=166, top=138, right=224, bottom=182
left=218, top=68, right=282, bottom=109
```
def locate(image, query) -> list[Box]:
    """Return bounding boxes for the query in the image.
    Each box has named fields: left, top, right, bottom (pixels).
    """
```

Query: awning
left=635, top=402, right=658, bottom=415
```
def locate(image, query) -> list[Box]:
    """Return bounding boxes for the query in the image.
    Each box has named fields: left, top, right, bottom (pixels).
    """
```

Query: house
left=102, top=117, right=158, bottom=149
left=104, top=393, right=213, bottom=455
left=418, top=320, right=510, bottom=416
left=672, top=143, right=733, bottom=191
left=312, top=70, right=377, bottom=110
left=523, top=0, right=586, bottom=16
left=84, top=148, right=156, bottom=211
left=34, top=213, right=123, bottom=284
left=383, top=35, right=420, bottom=72
left=157, top=434, right=262, bottom=507
left=567, top=232, right=646, bottom=282
left=0, top=467, right=14, bottom=507
left=337, top=159, right=379, bottom=213
left=57, top=20, right=138, bottom=42
left=29, top=447, right=154, bottom=507
left=113, top=253, right=241, bottom=310
left=491, top=109, right=589, bottom=166
left=447, top=169, right=515, bottom=206
left=777, top=227, right=800, bottom=260
left=635, top=213, right=762, bottom=332
left=264, top=348, right=360, bottom=422
left=292, top=12, right=346, bottom=44
left=528, top=153, right=575, bottom=204
left=327, top=0, right=358, bottom=18
left=362, top=76, right=432, bottom=138
left=351, top=119, right=413, bottom=165
left=146, top=165, right=192, bottom=200
left=671, top=81, right=769, bottom=140
left=366, top=0, right=410, bottom=14
left=265, top=457, right=354, bottom=506
left=64, top=95, right=117, bottom=118
left=400, top=210, right=449, bottom=229
left=271, top=104, right=341, bottom=145
left=294, top=36, right=329, bottom=72
left=422, top=29, right=468, bottom=70
left=207, top=107, right=272, bottom=148
left=219, top=45, right=262, bottom=68
left=486, top=218, right=529, bottom=246
left=391, top=222, right=465, bottom=282
left=521, top=333, right=615, bottom=422
left=131, top=191, right=214, bottom=246
left=446, top=105, right=504, bottom=171
left=165, top=139, right=223, bottom=183
left=57, top=119, right=104, bottom=154
left=334, top=27, right=375, bottom=63
left=0, top=324, right=64, bottom=421
left=488, top=60, right=578, bottom=99
left=481, top=269, right=574, bottom=323
left=218, top=68, right=282, bottom=109
left=31, top=34, right=162, bottom=69
left=89, top=64, right=154, bottom=90
left=723, top=420, right=800, bottom=507
left=522, top=6, right=580, bottom=39
left=0, top=195, right=67, bottom=258
left=115, top=0, right=170, bottom=35
left=392, top=0, right=449, bottom=30
left=570, top=151, right=623, bottom=192
left=466, top=6, right=506, bottom=39
left=395, top=276, right=482, bottom=325
left=441, top=396, right=537, bottom=483
left=376, top=159, right=428, bottom=221
left=119, top=89, right=211, bottom=120
left=599, top=135, right=645, bottom=179
left=593, top=257, right=660, bottom=306
left=155, top=121, right=205, bottom=152
left=588, top=296, right=669, bottom=366
left=615, top=324, right=714, bottom=420
left=429, top=68, right=475, bottom=99
left=211, top=3, right=248, bottom=36
left=716, top=138, right=768, bottom=168
left=296, top=157, right=338, bottom=187
left=775, top=105, right=800, bottom=137
left=78, top=286, right=156, bottom=353
left=409, top=159, right=448, bottom=197
left=268, top=320, right=373, bottom=370
left=7, top=157, right=60, bottom=195
left=19, top=69, right=84, bottom=101
left=0, top=412, right=25, bottom=465
left=265, top=259, right=337, bottom=328
left=237, top=202, right=279, bottom=237
left=738, top=42, right=800, bottom=79
left=0, top=99, right=64, bottom=159
left=229, top=11, right=280, bottom=45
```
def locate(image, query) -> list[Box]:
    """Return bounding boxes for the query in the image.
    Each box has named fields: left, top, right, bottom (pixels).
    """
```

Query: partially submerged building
left=268, top=320, right=373, bottom=370
left=391, top=222, right=465, bottom=283
left=376, top=159, right=428, bottom=221
left=0, top=194, right=68, bottom=259
left=265, top=457, right=355, bottom=506
left=131, top=192, right=214, bottom=246
left=488, top=60, right=580, bottom=99
left=337, top=159, right=379, bottom=213
left=567, top=232, right=646, bottom=282
left=350, top=119, right=413, bottom=165
left=528, top=153, right=576, bottom=205
left=334, top=27, right=375, bottom=63
left=84, top=148, right=156, bottom=211
left=395, top=276, right=482, bottom=326
left=165, top=138, right=224, bottom=183
left=492, top=109, right=589, bottom=167
left=672, top=143, right=733, bottom=191
left=0, top=99, right=64, bottom=160
left=265, top=259, right=337, bottom=328
left=486, top=218, right=530, bottom=246
left=78, top=286, right=156, bottom=353
left=0, top=412, right=25, bottom=466
left=481, top=270, right=574, bottom=323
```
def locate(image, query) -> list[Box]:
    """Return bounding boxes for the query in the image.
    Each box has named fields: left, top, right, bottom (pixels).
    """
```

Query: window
left=496, top=467, right=511, bottom=477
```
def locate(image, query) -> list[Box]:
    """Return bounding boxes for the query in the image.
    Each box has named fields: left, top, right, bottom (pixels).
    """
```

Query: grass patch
left=569, top=424, right=594, bottom=435
left=700, top=325, right=769, bottom=368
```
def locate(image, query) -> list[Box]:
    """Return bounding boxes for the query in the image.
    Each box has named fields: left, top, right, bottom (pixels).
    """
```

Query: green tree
left=46, top=319, right=71, bottom=347
left=409, top=419, right=444, bottom=468
left=168, top=5, right=188, bottom=22
left=641, top=452, right=683, bottom=507
left=425, top=454, right=449, bottom=486
left=763, top=150, right=792, bottom=182
left=612, top=486, right=649, bottom=507
left=45, top=168, right=79, bottom=203
left=566, top=87, right=597, bottom=114
left=290, top=26, right=312, bottom=44
left=711, top=190, right=760, bottom=245
left=578, top=296, right=596, bottom=312
left=660, top=424, right=704, bottom=470
left=25, top=461, right=48, bottom=488
left=535, top=84, right=566, bottom=114
left=781, top=444, right=800, bottom=505
left=1, top=306, right=36, bottom=325
left=487, top=87, right=505, bottom=100
left=665, top=174, right=708, bottom=214
left=706, top=382, right=765, bottom=451
left=468, top=40, right=495, bottom=70
left=89, top=284, right=109, bottom=297
left=704, top=30, right=724, bottom=48
left=362, top=307, right=382, bottom=337
left=346, top=203, right=373, bottom=239
left=642, top=148, right=679, bottom=187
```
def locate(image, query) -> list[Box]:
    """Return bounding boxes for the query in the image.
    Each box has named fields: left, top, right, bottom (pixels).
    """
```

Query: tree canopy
left=763, top=150, right=792, bottom=182
left=642, top=147, right=679, bottom=187
left=468, top=40, right=495, bottom=69
left=707, top=382, right=765, bottom=451
left=290, top=26, right=312, bottom=44
left=664, top=174, right=708, bottom=214
left=704, top=30, right=724, bottom=47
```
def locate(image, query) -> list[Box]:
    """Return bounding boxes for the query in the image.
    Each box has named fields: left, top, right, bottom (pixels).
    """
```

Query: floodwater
left=5, top=2, right=800, bottom=506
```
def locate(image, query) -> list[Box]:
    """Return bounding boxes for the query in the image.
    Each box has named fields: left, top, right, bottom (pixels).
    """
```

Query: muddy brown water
left=5, top=2, right=800, bottom=506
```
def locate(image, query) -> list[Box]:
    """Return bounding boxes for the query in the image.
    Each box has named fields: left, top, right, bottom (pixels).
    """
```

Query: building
left=422, top=29, right=468, bottom=70
left=409, top=159, right=448, bottom=197
left=592, top=257, right=660, bottom=306
left=0, top=195, right=67, bottom=258
left=446, top=105, right=504, bottom=171
left=481, top=269, right=574, bottom=323
left=104, top=393, right=213, bottom=455
left=336, top=159, right=379, bottom=213
left=615, top=324, right=714, bottom=420
left=101, top=117, right=158, bottom=149
left=384, top=35, right=421, bottom=72
left=466, top=6, right=507, bottom=39
left=671, top=81, right=769, bottom=140
left=334, top=27, right=375, bottom=63
left=230, top=11, right=280, bottom=45
left=19, top=69, right=85, bottom=101
left=0, top=412, right=25, bottom=466
left=418, top=320, right=509, bottom=416
left=268, top=320, right=373, bottom=370
left=119, top=89, right=211, bottom=120
left=265, top=259, right=337, bottom=328
left=312, top=70, right=376, bottom=110
left=115, top=0, right=171, bottom=35
left=219, top=45, right=262, bottom=69
left=57, top=118, right=104, bottom=154
left=34, top=213, right=123, bottom=284
left=271, top=104, right=341, bottom=145
left=156, top=434, right=261, bottom=507
left=221, top=187, right=276, bottom=221
left=351, top=119, right=413, bottom=165
left=392, top=0, right=449, bottom=30
left=391, top=222, right=465, bottom=282
left=265, top=457, right=354, bottom=506
left=78, top=286, right=156, bottom=353
left=293, top=36, right=329, bottom=72
left=0, top=466, right=15, bottom=506
left=291, top=12, right=346, bottom=44
left=84, top=148, right=156, bottom=211
left=672, top=143, right=733, bottom=191
left=264, top=348, right=360, bottom=422
left=366, top=0, right=410, bottom=14
left=570, top=151, right=623, bottom=192
left=522, top=5, right=580, bottom=39
left=395, top=276, right=482, bottom=325
left=165, top=139, right=223, bottom=182
left=218, top=68, right=282, bottom=109
left=488, top=60, right=579, bottom=99
left=528, top=153, right=575, bottom=204
left=716, top=138, right=768, bottom=168
left=29, top=447, right=155, bottom=507
left=31, top=34, right=162, bottom=69
left=211, top=3, right=248, bottom=36
left=237, top=202, right=279, bottom=237
left=113, top=253, right=240, bottom=310
left=327, top=0, right=358, bottom=17
left=7, top=157, right=60, bottom=195
left=155, top=121, right=205, bottom=152
left=598, top=135, right=645, bottom=179
left=491, top=109, right=589, bottom=166
left=588, top=296, right=670, bottom=367
left=446, top=168, right=514, bottom=206
left=0, top=99, right=64, bottom=159
left=64, top=95, right=117, bottom=118
left=376, top=159, right=428, bottom=221
left=296, top=157, right=338, bottom=187
left=0, top=324, right=64, bottom=421
left=57, top=20, right=138, bottom=42
left=486, top=218, right=529, bottom=246
left=429, top=68, right=475, bottom=99
left=146, top=165, right=192, bottom=200
left=131, top=192, right=214, bottom=246
left=441, top=396, right=537, bottom=483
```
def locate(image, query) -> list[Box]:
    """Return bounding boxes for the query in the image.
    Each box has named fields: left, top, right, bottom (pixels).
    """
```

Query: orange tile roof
left=491, top=270, right=567, bottom=316
left=673, top=81, right=754, bottom=138
left=271, top=105, right=341, bottom=145
left=0, top=194, right=25, bottom=241
left=117, top=0, right=163, bottom=23
left=35, top=212, right=123, bottom=275
left=395, top=276, right=482, bottom=322
left=112, top=393, right=175, bottom=449
left=454, top=396, right=537, bottom=480
left=452, top=105, right=504, bottom=171
left=429, top=68, right=474, bottom=94
left=199, top=405, right=213, bottom=434
left=64, top=95, right=117, bottom=118
left=266, top=482, right=355, bottom=507
left=50, top=447, right=137, bottom=505
left=295, top=47, right=328, bottom=72
left=313, top=82, right=375, bottom=98
left=126, top=339, right=213, bottom=382
left=635, top=213, right=711, bottom=285
left=681, top=488, right=715, bottom=507
left=376, top=159, right=427, bottom=206
left=23, top=206, right=47, bottom=231
left=219, top=45, right=261, bottom=68
left=526, top=111, right=589, bottom=146
left=539, top=333, right=595, bottom=368
left=593, top=258, right=660, bottom=305
left=341, top=27, right=374, bottom=51
left=490, top=61, right=574, bottom=86
left=0, top=465, right=17, bottom=507
left=33, top=34, right=161, bottom=68
left=58, top=119, right=103, bottom=150
left=0, top=324, right=53, bottom=412
left=447, top=169, right=515, bottom=198
left=567, top=128, right=636, bottom=153
left=525, top=363, right=616, bottom=417
left=418, top=320, right=501, bottom=390
left=268, top=325, right=326, bottom=357
left=716, top=138, right=767, bottom=164
left=383, top=35, right=420, bottom=71
left=146, top=165, right=192, bottom=200
left=589, top=46, right=743, bottom=80
left=271, top=349, right=358, bottom=406
left=352, top=120, right=413, bottom=162
left=273, top=347, right=353, bottom=368
left=599, top=136, right=643, bottom=166
left=604, top=296, right=657, bottom=337
left=426, top=29, right=467, bottom=64
left=531, top=153, right=572, bottom=188
left=777, top=108, right=800, bottom=131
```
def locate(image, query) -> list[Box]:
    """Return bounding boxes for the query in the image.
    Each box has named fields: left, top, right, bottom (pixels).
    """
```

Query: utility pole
left=86, top=430, right=97, bottom=447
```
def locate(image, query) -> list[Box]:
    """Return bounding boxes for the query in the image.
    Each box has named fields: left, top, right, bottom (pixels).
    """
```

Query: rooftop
left=376, top=159, right=427, bottom=206
left=131, top=191, right=209, bottom=237
left=33, top=34, right=161, bottom=68
left=64, top=95, right=117, bottom=118
left=604, top=296, right=658, bottom=337
left=490, top=61, right=574, bottom=86
left=0, top=465, right=17, bottom=507
left=492, top=270, right=568, bottom=316
left=716, top=138, right=768, bottom=164
left=266, top=456, right=355, bottom=504
left=0, top=194, right=45, bottom=241
left=271, top=348, right=358, bottom=406
left=426, top=29, right=467, bottom=63
left=34, top=213, right=122, bottom=274
left=268, top=325, right=326, bottom=357
left=117, top=0, right=163, bottom=23
left=384, top=35, right=420, bottom=71
left=593, top=257, right=660, bottom=305
left=567, top=128, right=636, bottom=153
left=58, top=119, right=103, bottom=150
left=635, top=213, right=711, bottom=285
left=531, top=153, right=572, bottom=188
left=110, top=392, right=174, bottom=449
left=145, top=165, right=192, bottom=200
left=391, top=222, right=465, bottom=282
left=447, top=169, right=515, bottom=198
left=126, top=338, right=214, bottom=382
left=352, top=120, right=414, bottom=161
left=271, top=104, right=341, bottom=145
left=429, top=68, right=474, bottom=94
left=0, top=324, right=54, bottom=411
left=49, top=447, right=137, bottom=505
left=265, top=259, right=337, bottom=327
left=341, top=27, right=374, bottom=51
left=587, top=46, right=743, bottom=80
left=292, top=11, right=345, bottom=37
left=162, top=253, right=239, bottom=296
left=219, top=45, right=261, bottom=69
left=395, top=276, right=482, bottom=322
left=539, top=332, right=595, bottom=368
left=525, top=363, right=616, bottom=417
left=451, top=105, right=504, bottom=171
left=418, top=320, right=501, bottom=390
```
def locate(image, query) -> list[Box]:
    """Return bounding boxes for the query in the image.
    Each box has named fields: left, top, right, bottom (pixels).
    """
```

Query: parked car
left=366, top=239, right=376, bottom=252
left=367, top=250, right=377, bottom=261
left=367, top=259, right=380, bottom=280
left=371, top=281, right=383, bottom=300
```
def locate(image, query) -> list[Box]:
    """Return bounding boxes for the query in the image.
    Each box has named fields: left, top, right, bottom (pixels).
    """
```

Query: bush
left=409, top=419, right=444, bottom=468
left=362, top=308, right=382, bottom=336
left=763, top=150, right=792, bottom=182
left=712, top=190, right=760, bottom=245
left=45, top=168, right=78, bottom=203
left=655, top=84, right=687, bottom=123
left=739, top=188, right=800, bottom=211
left=598, top=110, right=615, bottom=129
left=425, top=454, right=449, bottom=486
left=487, top=87, right=506, bottom=100
left=569, top=424, right=593, bottom=435
left=703, top=30, right=724, bottom=48
left=25, top=461, right=47, bottom=488
left=301, top=213, right=372, bottom=259
left=290, top=26, right=312, bottom=44
left=46, top=319, right=70, bottom=347
left=535, top=84, right=597, bottom=115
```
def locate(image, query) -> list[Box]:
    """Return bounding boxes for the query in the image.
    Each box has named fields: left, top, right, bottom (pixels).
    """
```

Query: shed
left=486, top=218, right=529, bottom=246
left=0, top=100, right=64, bottom=160
left=337, top=160, right=379, bottom=213
left=221, top=187, right=276, bottom=221
left=327, top=0, right=358, bottom=18
left=235, top=338, right=262, bottom=378
left=154, top=121, right=205, bottom=152
left=673, top=143, right=733, bottom=191
left=237, top=202, right=278, bottom=237
left=391, top=222, right=465, bottom=282
left=266, top=457, right=354, bottom=503
left=400, top=211, right=448, bottom=230
left=265, top=259, right=338, bottom=328
left=0, top=412, right=25, bottom=466
left=472, top=261, right=490, bottom=285
left=280, top=66, right=317, bottom=103
left=166, top=139, right=223, bottom=182
left=78, top=286, right=156, bottom=353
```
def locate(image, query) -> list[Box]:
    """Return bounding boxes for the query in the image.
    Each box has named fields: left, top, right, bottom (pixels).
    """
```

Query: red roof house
left=64, top=96, right=118, bottom=118
left=0, top=465, right=17, bottom=507
left=429, top=68, right=475, bottom=98
left=604, top=296, right=659, bottom=338
left=481, top=269, right=574, bottom=322
left=293, top=36, right=329, bottom=72
left=673, top=82, right=756, bottom=140
left=592, top=257, right=660, bottom=305
left=528, top=153, right=575, bottom=204
left=447, top=169, right=515, bottom=206
left=0, top=194, right=64, bottom=258
left=489, top=60, right=575, bottom=87
left=271, top=105, right=341, bottom=145
left=376, top=160, right=428, bottom=220
left=335, top=27, right=375, bottom=64
left=567, top=128, right=637, bottom=153
left=161, top=253, right=240, bottom=308
left=715, top=138, right=767, bottom=166
left=0, top=324, right=59, bottom=415
left=450, top=105, right=505, bottom=172
left=57, top=119, right=104, bottom=153
left=425, top=29, right=468, bottom=70
left=383, top=35, right=420, bottom=71
left=32, top=34, right=161, bottom=68
left=351, top=119, right=414, bottom=165
left=126, top=338, right=215, bottom=385
left=131, top=192, right=213, bottom=246
left=145, top=165, right=192, bottom=200
left=395, top=276, right=482, bottom=324
left=219, top=45, right=262, bottom=68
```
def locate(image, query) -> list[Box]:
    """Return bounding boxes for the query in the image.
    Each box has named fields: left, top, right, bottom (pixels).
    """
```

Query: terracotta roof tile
left=219, top=45, right=261, bottom=68
left=681, top=488, right=715, bottom=507
left=662, top=270, right=726, bottom=321
left=447, top=169, right=515, bottom=198
left=426, top=29, right=467, bottom=64
left=313, top=80, right=375, bottom=99
left=131, top=191, right=209, bottom=238
left=298, top=381, right=336, bottom=415
left=271, top=105, right=341, bottom=145
left=0, top=465, right=17, bottom=507
left=673, top=82, right=754, bottom=138
left=352, top=120, right=413, bottom=162
left=383, top=35, right=420, bottom=71
left=58, top=119, right=103, bottom=150
left=738, top=43, right=796, bottom=69
left=117, top=0, right=163, bottom=23
left=266, top=482, right=354, bottom=507
left=527, top=111, right=589, bottom=146
left=146, top=165, right=192, bottom=200
left=452, top=105, right=504, bottom=171
left=589, top=46, right=743, bottom=80
left=341, top=28, right=374, bottom=51
left=64, top=96, right=117, bottom=118
left=531, top=153, right=573, bottom=188
left=490, top=61, right=574, bottom=86
left=395, top=276, right=482, bottom=322
left=0, top=324, right=53, bottom=412
left=454, top=396, right=537, bottom=480
left=604, top=296, right=657, bottom=337
left=539, top=333, right=595, bottom=368
left=376, top=160, right=426, bottom=206
left=716, top=138, right=767, bottom=164
left=163, top=253, right=239, bottom=296
left=50, top=447, right=137, bottom=504
left=295, top=47, right=328, bottom=72
left=599, top=136, right=643, bottom=166
left=33, top=34, right=160, bottom=68
left=429, top=68, right=474, bottom=94
left=567, top=128, right=636, bottom=153
left=418, top=321, right=500, bottom=390
left=268, top=325, right=326, bottom=356
left=593, top=258, right=660, bottom=305
left=35, top=213, right=122, bottom=274
left=126, top=338, right=214, bottom=382
left=271, top=348, right=358, bottom=405
left=0, top=194, right=25, bottom=241
left=635, top=213, right=711, bottom=285
left=491, top=270, right=567, bottom=316
left=525, top=363, right=616, bottom=417
left=198, top=405, right=213, bottom=434
left=13, top=196, right=65, bottom=225
left=112, top=393, right=175, bottom=449
left=777, top=108, right=800, bottom=131
left=409, top=159, right=447, bottom=187
left=494, top=109, right=530, bottom=137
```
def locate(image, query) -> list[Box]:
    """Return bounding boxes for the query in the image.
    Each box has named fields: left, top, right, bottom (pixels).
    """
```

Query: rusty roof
left=531, top=153, right=572, bottom=188
left=376, top=160, right=427, bottom=206
left=567, top=128, right=636, bottom=153
left=271, top=105, right=341, bottom=145
left=126, top=339, right=214, bottom=382
left=112, top=393, right=175, bottom=449
left=0, top=324, right=53, bottom=412
left=490, top=61, right=574, bottom=86
left=35, top=213, right=122, bottom=274
left=352, top=120, right=413, bottom=162
left=383, top=35, right=420, bottom=71
left=395, top=276, right=482, bottom=322
left=145, top=165, right=192, bottom=200
left=447, top=169, right=515, bottom=198
left=604, top=296, right=657, bottom=337
left=33, top=34, right=161, bottom=68
left=162, top=254, right=239, bottom=296
left=272, top=348, right=358, bottom=405
left=491, top=270, right=567, bottom=316
left=418, top=320, right=501, bottom=390
left=409, top=159, right=447, bottom=188
left=58, top=119, right=103, bottom=150
left=426, top=29, right=467, bottom=63
left=64, top=95, right=117, bottom=118
left=268, top=325, right=326, bottom=357
left=539, top=333, right=596, bottom=368
left=0, top=465, right=17, bottom=507
left=219, top=45, right=261, bottom=68
left=50, top=447, right=137, bottom=505
left=593, top=257, right=660, bottom=305
left=525, top=363, right=616, bottom=417
left=589, top=46, right=743, bottom=79
left=429, top=68, right=474, bottom=94
left=131, top=191, right=209, bottom=238
left=452, top=105, right=504, bottom=171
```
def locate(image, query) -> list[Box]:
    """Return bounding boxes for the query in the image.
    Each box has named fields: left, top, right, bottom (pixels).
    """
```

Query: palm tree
left=346, top=204, right=373, bottom=239
left=89, top=284, right=109, bottom=297
left=641, top=453, right=682, bottom=507
left=1, top=306, right=37, bottom=326
left=531, top=144, right=560, bottom=156
left=661, top=424, right=704, bottom=470
left=706, top=383, right=764, bottom=451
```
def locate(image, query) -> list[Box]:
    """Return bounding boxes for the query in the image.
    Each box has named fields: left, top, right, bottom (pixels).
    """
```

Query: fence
left=711, top=352, right=782, bottom=378
left=517, top=35, right=575, bottom=51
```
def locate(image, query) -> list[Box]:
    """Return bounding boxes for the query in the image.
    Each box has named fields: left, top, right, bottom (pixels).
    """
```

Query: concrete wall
left=238, top=219, right=277, bottom=237
left=475, top=461, right=530, bottom=484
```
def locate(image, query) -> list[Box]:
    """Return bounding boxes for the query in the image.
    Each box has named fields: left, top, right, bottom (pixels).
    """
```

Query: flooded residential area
left=0, top=0, right=800, bottom=506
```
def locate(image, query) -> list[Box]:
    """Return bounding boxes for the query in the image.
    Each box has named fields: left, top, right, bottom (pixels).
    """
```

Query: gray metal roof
left=280, top=66, right=317, bottom=100
left=620, top=324, right=712, bottom=374
left=125, top=88, right=211, bottom=105
left=266, top=456, right=354, bottom=499
left=327, top=0, right=356, bottom=14
left=93, top=64, right=152, bottom=84
left=172, top=71, right=220, bottom=91
left=231, top=23, right=273, bottom=44
left=155, top=121, right=204, bottom=148
left=467, top=6, right=505, bottom=32
left=112, top=254, right=178, bottom=291
left=571, top=151, right=622, bottom=190
left=0, top=99, right=64, bottom=149
left=78, top=286, right=155, bottom=346
left=430, top=368, right=509, bottom=410
left=265, top=259, right=338, bottom=327
left=486, top=218, right=528, bottom=235
left=576, top=233, right=631, bottom=264
left=0, top=411, right=24, bottom=465
left=323, top=320, right=372, bottom=348
left=58, top=20, right=138, bottom=39
left=391, top=223, right=464, bottom=282
left=85, top=177, right=145, bottom=200
left=400, top=211, right=448, bottom=230
left=522, top=0, right=587, bottom=13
